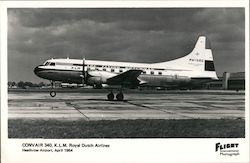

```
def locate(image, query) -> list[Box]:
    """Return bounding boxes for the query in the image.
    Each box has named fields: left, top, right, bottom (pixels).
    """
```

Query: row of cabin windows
left=88, top=65, right=163, bottom=72
left=45, top=62, right=165, bottom=71
left=87, top=67, right=163, bottom=75
left=151, top=71, right=162, bottom=75
left=46, top=62, right=163, bottom=75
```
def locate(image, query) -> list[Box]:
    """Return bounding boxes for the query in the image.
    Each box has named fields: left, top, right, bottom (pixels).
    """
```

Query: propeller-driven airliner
left=34, top=36, right=218, bottom=100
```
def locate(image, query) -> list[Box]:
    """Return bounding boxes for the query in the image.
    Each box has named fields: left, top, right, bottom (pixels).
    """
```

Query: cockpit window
left=50, top=62, right=55, bottom=66
left=43, top=62, right=55, bottom=66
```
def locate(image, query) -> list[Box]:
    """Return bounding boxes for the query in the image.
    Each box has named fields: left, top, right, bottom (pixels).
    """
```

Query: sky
left=7, top=8, right=245, bottom=83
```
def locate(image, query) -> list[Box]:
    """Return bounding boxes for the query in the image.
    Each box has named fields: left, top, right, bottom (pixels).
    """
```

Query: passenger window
left=50, top=62, right=55, bottom=66
left=150, top=71, right=154, bottom=75
left=158, top=72, right=162, bottom=75
left=119, top=69, right=123, bottom=73
left=111, top=69, right=114, bottom=72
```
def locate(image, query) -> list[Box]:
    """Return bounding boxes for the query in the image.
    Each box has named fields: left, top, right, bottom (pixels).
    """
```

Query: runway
left=8, top=90, right=245, bottom=120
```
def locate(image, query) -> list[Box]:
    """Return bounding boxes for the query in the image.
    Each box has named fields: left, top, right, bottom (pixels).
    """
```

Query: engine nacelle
left=86, top=70, right=116, bottom=85
left=87, top=76, right=103, bottom=85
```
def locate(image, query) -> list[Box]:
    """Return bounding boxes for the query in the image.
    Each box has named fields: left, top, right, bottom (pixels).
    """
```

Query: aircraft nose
left=34, top=66, right=42, bottom=76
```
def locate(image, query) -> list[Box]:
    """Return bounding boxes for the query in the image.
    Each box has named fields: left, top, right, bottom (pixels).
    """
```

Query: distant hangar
left=205, top=72, right=245, bottom=91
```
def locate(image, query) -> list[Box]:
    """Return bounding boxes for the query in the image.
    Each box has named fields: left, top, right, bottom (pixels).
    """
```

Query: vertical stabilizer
left=186, top=36, right=214, bottom=66
left=194, top=36, right=206, bottom=49
left=154, top=36, right=218, bottom=79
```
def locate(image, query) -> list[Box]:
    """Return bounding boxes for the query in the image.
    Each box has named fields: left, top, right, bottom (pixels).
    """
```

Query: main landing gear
left=50, top=81, right=56, bottom=97
left=107, top=90, right=124, bottom=101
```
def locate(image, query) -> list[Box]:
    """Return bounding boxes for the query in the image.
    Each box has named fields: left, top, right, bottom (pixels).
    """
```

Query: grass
left=8, top=119, right=245, bottom=138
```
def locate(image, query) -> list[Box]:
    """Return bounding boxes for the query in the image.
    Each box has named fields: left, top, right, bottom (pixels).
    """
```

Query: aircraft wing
left=107, top=70, right=143, bottom=85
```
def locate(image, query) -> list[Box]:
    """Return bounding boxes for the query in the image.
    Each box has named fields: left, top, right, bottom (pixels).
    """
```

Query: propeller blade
left=82, top=57, right=86, bottom=86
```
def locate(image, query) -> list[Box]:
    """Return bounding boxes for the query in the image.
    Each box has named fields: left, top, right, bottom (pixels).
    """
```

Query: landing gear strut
left=50, top=81, right=56, bottom=97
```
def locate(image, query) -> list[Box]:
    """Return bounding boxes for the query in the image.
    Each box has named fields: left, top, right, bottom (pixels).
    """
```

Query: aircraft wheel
left=107, top=92, right=114, bottom=101
left=50, top=91, right=56, bottom=97
left=116, top=92, right=124, bottom=101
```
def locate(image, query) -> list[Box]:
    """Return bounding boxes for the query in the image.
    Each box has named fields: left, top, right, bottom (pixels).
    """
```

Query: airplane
left=34, top=36, right=218, bottom=100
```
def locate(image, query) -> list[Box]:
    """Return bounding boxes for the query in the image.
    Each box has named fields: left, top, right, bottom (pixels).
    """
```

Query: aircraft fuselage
left=34, top=36, right=218, bottom=90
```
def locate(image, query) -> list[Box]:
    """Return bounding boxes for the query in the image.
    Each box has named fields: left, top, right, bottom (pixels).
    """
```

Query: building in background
left=205, top=72, right=245, bottom=90
left=223, top=72, right=245, bottom=90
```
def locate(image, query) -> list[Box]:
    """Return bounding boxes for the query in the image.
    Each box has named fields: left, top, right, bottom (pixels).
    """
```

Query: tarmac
left=8, top=89, right=245, bottom=120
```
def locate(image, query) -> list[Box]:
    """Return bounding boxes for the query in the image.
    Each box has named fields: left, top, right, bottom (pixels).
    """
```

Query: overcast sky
left=8, top=8, right=245, bottom=83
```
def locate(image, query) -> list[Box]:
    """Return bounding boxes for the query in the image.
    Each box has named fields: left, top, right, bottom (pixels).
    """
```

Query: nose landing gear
left=50, top=91, right=56, bottom=97
left=49, top=80, right=56, bottom=97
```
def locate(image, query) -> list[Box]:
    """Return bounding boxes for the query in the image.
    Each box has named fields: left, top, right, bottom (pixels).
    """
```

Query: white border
left=1, top=1, right=249, bottom=163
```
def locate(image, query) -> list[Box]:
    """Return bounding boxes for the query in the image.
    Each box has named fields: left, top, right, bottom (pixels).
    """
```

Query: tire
left=50, top=91, right=56, bottom=97
left=107, top=92, right=114, bottom=101
left=116, top=92, right=124, bottom=101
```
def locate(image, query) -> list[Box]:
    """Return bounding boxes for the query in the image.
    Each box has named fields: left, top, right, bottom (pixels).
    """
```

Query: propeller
left=80, top=57, right=86, bottom=87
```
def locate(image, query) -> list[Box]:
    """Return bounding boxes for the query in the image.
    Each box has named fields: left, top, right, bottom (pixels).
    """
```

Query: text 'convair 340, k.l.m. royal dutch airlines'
left=34, top=36, right=218, bottom=100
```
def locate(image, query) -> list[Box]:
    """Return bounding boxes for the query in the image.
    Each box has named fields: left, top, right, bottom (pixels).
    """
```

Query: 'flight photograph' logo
left=215, top=143, right=240, bottom=156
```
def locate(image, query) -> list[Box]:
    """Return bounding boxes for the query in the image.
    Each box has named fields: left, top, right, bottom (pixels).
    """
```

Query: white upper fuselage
left=39, top=58, right=213, bottom=78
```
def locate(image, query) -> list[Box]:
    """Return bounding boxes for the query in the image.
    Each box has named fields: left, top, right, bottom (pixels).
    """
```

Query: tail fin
left=194, top=36, right=211, bottom=51
left=188, top=36, right=215, bottom=71
left=154, top=36, right=218, bottom=79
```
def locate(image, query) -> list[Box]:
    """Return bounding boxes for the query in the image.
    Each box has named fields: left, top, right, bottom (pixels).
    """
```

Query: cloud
left=8, top=8, right=245, bottom=82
